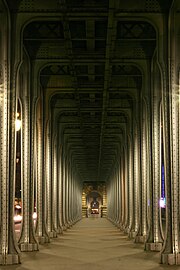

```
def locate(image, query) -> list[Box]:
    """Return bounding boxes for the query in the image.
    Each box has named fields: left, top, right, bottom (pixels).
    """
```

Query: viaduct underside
left=0, top=0, right=180, bottom=266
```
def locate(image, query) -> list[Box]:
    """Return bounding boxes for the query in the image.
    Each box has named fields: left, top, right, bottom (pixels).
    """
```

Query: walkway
left=5, top=218, right=176, bottom=269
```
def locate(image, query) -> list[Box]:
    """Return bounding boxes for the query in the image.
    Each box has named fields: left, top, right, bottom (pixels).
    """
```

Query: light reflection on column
left=14, top=101, right=22, bottom=240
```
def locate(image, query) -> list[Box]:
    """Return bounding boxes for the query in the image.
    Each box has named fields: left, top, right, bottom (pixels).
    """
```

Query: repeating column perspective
left=1, top=0, right=180, bottom=266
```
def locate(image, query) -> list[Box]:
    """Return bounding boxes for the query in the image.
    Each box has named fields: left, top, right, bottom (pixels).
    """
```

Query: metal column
left=19, top=96, right=38, bottom=251
left=36, top=116, right=49, bottom=244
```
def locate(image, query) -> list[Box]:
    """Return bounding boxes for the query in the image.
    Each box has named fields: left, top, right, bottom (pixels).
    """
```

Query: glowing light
left=159, top=197, right=166, bottom=208
left=91, top=208, right=99, bottom=214
left=15, top=204, right=21, bottom=209
left=15, top=112, right=21, bottom=131
left=14, top=212, right=37, bottom=223
left=33, top=212, right=37, bottom=219
left=15, top=119, right=21, bottom=131
left=14, top=215, right=22, bottom=222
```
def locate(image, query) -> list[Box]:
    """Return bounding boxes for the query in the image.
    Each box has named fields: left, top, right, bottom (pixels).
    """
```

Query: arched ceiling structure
left=7, top=0, right=172, bottom=182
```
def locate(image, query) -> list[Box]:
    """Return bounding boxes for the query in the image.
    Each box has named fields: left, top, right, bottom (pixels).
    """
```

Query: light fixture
left=15, top=112, right=21, bottom=131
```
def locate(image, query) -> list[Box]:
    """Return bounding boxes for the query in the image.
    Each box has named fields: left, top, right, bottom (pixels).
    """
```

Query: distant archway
left=82, top=182, right=107, bottom=218
left=86, top=191, right=102, bottom=217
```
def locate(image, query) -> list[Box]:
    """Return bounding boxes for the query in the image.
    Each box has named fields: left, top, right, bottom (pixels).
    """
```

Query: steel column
left=45, top=120, right=57, bottom=238
left=161, top=4, right=180, bottom=263
left=57, top=145, right=63, bottom=232
left=0, top=59, right=20, bottom=263
left=36, top=118, right=49, bottom=244
left=145, top=60, right=163, bottom=251
left=52, top=136, right=59, bottom=233
left=19, top=96, right=38, bottom=251
left=128, top=136, right=135, bottom=237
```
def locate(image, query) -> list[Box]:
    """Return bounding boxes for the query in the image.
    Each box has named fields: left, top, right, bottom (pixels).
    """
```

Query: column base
left=19, top=242, right=38, bottom=252
left=134, top=235, right=146, bottom=243
left=69, top=222, right=74, bottom=226
left=38, top=236, right=50, bottom=244
left=161, top=253, right=180, bottom=265
left=49, top=231, right=57, bottom=238
left=113, top=220, right=118, bottom=225
left=120, top=224, right=127, bottom=231
left=123, top=227, right=130, bottom=234
left=128, top=231, right=136, bottom=239
left=62, top=225, right=68, bottom=231
left=58, top=227, right=63, bottom=234
left=0, top=254, right=20, bottom=265
left=145, top=242, right=162, bottom=252
left=55, top=227, right=62, bottom=234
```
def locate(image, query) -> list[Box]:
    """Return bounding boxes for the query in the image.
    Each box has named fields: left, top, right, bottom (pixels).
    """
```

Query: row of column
left=107, top=3, right=180, bottom=265
left=0, top=2, right=82, bottom=265
left=106, top=94, right=164, bottom=259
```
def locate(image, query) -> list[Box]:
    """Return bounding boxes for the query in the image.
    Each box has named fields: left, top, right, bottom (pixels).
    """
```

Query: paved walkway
left=5, top=218, right=177, bottom=269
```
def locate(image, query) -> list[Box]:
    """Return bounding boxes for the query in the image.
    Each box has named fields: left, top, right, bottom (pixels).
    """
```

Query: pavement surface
left=4, top=218, right=178, bottom=270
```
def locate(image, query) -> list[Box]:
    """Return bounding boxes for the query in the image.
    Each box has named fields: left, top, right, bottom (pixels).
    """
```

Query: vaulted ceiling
left=8, top=0, right=172, bottom=182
